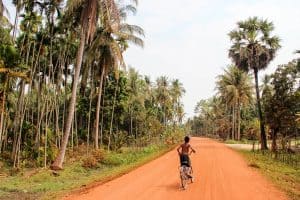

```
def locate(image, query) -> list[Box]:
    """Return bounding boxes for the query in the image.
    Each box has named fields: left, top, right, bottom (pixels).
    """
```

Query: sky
left=123, top=0, right=300, bottom=118
left=4, top=0, right=300, bottom=118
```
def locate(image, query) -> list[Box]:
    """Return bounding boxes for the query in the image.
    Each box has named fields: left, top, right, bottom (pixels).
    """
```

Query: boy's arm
left=177, top=145, right=182, bottom=155
left=190, top=145, right=196, bottom=153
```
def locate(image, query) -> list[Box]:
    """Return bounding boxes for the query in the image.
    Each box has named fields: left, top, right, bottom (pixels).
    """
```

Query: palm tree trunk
left=130, top=107, right=133, bottom=136
left=231, top=105, right=235, bottom=140
left=100, top=78, right=106, bottom=146
left=87, top=74, right=93, bottom=154
left=108, top=79, right=118, bottom=151
left=12, top=8, right=19, bottom=41
left=271, top=128, right=278, bottom=153
left=12, top=81, right=25, bottom=161
left=0, top=75, right=8, bottom=152
left=237, top=101, right=241, bottom=141
left=94, top=66, right=105, bottom=149
left=51, top=28, right=86, bottom=170
left=254, top=68, right=268, bottom=150
left=44, top=101, right=49, bottom=168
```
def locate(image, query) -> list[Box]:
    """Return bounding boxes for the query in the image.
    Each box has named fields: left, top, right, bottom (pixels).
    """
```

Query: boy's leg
left=187, top=156, right=193, bottom=178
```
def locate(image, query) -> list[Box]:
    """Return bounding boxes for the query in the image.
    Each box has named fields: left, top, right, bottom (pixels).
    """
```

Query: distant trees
left=191, top=57, right=299, bottom=149
left=217, top=66, right=253, bottom=140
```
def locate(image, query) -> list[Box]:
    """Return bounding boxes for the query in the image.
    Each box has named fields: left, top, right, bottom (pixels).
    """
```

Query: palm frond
left=119, top=23, right=145, bottom=37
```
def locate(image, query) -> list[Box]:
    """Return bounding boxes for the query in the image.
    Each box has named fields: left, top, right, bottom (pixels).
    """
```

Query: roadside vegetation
left=0, top=142, right=177, bottom=200
left=241, top=150, right=300, bottom=200
left=0, top=0, right=186, bottom=199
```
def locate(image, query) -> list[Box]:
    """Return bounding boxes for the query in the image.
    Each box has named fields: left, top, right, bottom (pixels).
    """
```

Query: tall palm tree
left=0, top=67, right=29, bottom=149
left=87, top=0, right=144, bottom=149
left=51, top=0, right=120, bottom=170
left=228, top=17, right=280, bottom=148
left=217, top=66, right=253, bottom=140
left=170, top=79, right=185, bottom=125
left=156, top=76, right=170, bottom=127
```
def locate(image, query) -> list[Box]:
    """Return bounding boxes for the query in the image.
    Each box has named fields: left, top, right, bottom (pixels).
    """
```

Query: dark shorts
left=180, top=154, right=191, bottom=167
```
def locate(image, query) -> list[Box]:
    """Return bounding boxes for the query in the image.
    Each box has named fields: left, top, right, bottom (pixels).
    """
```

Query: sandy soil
left=63, top=138, right=287, bottom=200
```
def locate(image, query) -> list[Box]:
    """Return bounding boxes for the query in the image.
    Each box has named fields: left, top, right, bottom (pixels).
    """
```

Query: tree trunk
left=87, top=75, right=93, bottom=154
left=231, top=105, right=235, bottom=140
left=254, top=68, right=268, bottom=150
left=271, top=128, right=278, bottom=153
left=130, top=107, right=133, bottom=136
left=100, top=79, right=106, bottom=146
left=94, top=66, right=105, bottom=149
left=0, top=76, right=8, bottom=152
left=237, top=101, right=241, bottom=141
left=12, top=9, right=19, bottom=41
left=44, top=101, right=49, bottom=168
left=12, top=81, right=25, bottom=161
left=79, top=64, right=89, bottom=97
left=51, top=28, right=86, bottom=170
left=108, top=79, right=118, bottom=151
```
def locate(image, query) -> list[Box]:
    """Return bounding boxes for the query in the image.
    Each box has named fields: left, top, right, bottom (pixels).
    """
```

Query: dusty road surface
left=64, top=138, right=287, bottom=200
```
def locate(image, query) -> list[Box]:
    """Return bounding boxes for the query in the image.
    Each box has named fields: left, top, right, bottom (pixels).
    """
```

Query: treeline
left=189, top=17, right=300, bottom=151
left=0, top=1, right=185, bottom=169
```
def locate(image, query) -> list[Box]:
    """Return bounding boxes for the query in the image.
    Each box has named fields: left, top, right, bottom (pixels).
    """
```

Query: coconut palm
left=228, top=17, right=280, bottom=149
left=0, top=67, right=29, bottom=150
left=170, top=79, right=185, bottom=125
left=217, top=65, right=253, bottom=140
left=51, top=0, right=120, bottom=170
left=86, top=0, right=144, bottom=149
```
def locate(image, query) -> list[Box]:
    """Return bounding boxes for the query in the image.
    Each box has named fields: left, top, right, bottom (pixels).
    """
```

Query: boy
left=177, top=136, right=196, bottom=167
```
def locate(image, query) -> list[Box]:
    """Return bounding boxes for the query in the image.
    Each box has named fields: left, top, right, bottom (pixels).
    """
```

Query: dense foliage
left=0, top=0, right=185, bottom=169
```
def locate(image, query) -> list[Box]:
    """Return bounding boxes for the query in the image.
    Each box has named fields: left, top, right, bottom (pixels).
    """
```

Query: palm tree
left=51, top=0, right=120, bottom=170
left=0, top=67, right=29, bottom=152
left=156, top=76, right=170, bottom=127
left=87, top=0, right=144, bottom=149
left=217, top=66, right=253, bottom=140
left=170, top=79, right=185, bottom=125
left=228, top=17, right=281, bottom=149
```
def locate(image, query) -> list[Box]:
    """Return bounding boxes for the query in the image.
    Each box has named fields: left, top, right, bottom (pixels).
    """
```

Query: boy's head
left=184, top=136, right=190, bottom=143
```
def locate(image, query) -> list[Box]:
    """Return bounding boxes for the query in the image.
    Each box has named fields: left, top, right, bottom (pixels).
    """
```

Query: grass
left=239, top=150, right=300, bottom=200
left=225, top=138, right=300, bottom=147
left=0, top=143, right=175, bottom=200
left=224, top=139, right=253, bottom=144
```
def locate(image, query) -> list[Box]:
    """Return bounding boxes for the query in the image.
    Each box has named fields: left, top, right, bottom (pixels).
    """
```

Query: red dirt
left=63, top=138, right=288, bottom=200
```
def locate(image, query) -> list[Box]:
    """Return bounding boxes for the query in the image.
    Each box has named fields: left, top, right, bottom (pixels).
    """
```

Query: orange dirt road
left=64, top=138, right=287, bottom=200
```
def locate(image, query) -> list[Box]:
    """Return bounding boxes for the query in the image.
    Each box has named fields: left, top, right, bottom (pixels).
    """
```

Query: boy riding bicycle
left=177, top=136, right=196, bottom=172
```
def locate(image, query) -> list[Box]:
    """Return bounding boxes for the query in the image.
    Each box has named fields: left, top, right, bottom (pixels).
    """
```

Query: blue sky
left=4, top=0, right=300, bottom=118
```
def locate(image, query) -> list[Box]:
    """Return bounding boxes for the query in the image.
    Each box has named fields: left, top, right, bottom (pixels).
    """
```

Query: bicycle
left=179, top=152, right=194, bottom=189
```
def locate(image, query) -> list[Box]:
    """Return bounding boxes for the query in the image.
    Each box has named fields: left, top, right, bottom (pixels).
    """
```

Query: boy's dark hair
left=184, top=136, right=190, bottom=143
